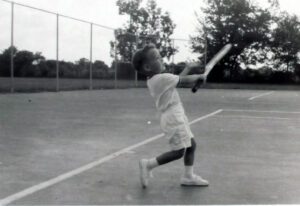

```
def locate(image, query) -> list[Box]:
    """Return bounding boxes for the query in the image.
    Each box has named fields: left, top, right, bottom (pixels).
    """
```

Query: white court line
left=0, top=109, right=223, bottom=206
left=224, top=109, right=300, bottom=114
left=214, top=115, right=291, bottom=120
left=248, top=91, right=274, bottom=101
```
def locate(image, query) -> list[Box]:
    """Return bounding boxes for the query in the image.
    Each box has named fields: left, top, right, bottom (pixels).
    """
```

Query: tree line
left=0, top=46, right=113, bottom=79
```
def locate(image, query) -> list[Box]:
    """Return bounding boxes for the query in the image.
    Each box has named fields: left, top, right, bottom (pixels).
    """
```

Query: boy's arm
left=178, top=74, right=206, bottom=85
left=179, top=62, right=205, bottom=85
left=179, top=62, right=200, bottom=76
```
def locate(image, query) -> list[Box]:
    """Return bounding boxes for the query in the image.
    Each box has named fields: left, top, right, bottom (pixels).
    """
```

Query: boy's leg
left=139, top=149, right=185, bottom=188
left=156, top=148, right=185, bottom=166
left=143, top=148, right=186, bottom=171
left=184, top=138, right=196, bottom=166
left=183, top=138, right=196, bottom=178
left=181, top=138, right=209, bottom=186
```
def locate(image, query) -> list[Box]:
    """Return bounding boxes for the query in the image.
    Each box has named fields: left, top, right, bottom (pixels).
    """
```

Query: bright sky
left=0, top=0, right=299, bottom=64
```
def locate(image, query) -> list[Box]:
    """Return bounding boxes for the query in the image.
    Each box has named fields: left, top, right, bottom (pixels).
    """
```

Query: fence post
left=10, top=2, right=14, bottom=93
left=204, top=32, right=207, bottom=67
left=135, top=68, right=138, bottom=87
left=114, top=53, right=118, bottom=89
left=135, top=35, right=138, bottom=87
left=89, top=23, right=93, bottom=90
left=172, top=39, right=175, bottom=74
left=56, top=13, right=60, bottom=92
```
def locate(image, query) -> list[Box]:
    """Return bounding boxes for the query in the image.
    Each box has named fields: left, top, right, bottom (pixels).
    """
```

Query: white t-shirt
left=147, top=73, right=193, bottom=148
left=147, top=73, right=182, bottom=113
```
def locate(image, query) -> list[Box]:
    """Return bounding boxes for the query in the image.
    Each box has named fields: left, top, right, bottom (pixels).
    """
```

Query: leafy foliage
left=191, top=0, right=300, bottom=82
left=0, top=47, right=111, bottom=79
left=270, top=13, right=300, bottom=71
left=112, top=0, right=176, bottom=62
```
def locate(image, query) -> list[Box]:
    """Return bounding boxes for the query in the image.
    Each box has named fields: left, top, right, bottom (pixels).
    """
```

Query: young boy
left=132, top=43, right=209, bottom=188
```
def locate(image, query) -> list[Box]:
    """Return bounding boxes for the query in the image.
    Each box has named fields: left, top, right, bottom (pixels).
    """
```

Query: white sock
left=184, top=166, right=194, bottom=178
left=147, top=158, right=159, bottom=170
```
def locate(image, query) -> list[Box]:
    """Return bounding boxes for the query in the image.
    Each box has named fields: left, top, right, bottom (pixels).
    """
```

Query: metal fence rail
left=1, top=0, right=190, bottom=93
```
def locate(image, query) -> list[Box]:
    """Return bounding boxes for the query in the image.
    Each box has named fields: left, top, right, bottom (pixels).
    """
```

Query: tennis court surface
left=0, top=88, right=300, bottom=205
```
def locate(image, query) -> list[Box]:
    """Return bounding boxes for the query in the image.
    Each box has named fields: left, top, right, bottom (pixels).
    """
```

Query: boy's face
left=144, top=48, right=165, bottom=74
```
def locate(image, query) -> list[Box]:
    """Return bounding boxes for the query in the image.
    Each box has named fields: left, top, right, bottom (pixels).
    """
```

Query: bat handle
left=191, top=85, right=199, bottom=93
left=191, top=77, right=205, bottom=93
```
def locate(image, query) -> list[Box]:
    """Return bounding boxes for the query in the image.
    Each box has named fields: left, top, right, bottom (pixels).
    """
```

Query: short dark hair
left=131, top=43, right=156, bottom=72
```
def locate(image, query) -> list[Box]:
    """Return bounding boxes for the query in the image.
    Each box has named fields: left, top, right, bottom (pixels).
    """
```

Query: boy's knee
left=192, top=138, right=197, bottom=149
left=188, top=138, right=197, bottom=152
left=173, top=148, right=185, bottom=159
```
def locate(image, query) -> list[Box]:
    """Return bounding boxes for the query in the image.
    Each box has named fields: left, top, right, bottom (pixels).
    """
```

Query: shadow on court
left=1, top=89, right=300, bottom=204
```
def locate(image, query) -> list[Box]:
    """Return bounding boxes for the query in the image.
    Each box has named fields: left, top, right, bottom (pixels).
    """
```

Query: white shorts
left=160, top=106, right=194, bottom=151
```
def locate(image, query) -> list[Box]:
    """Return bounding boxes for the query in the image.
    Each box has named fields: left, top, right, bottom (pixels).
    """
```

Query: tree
left=93, top=60, right=110, bottom=78
left=75, top=58, right=90, bottom=78
left=112, top=0, right=176, bottom=62
left=0, top=46, right=17, bottom=77
left=0, top=48, right=45, bottom=77
left=0, top=46, right=112, bottom=79
left=271, top=13, right=300, bottom=72
left=191, top=0, right=276, bottom=82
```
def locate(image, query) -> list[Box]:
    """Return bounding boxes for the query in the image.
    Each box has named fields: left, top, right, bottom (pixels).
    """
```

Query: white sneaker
left=181, top=175, right=209, bottom=186
left=139, top=159, right=152, bottom=188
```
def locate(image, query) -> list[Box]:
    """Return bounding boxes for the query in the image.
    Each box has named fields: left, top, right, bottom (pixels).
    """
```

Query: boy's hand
left=191, top=74, right=207, bottom=93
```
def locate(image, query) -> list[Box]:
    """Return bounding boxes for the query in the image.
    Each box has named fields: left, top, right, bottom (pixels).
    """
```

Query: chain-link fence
left=0, top=0, right=194, bottom=93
